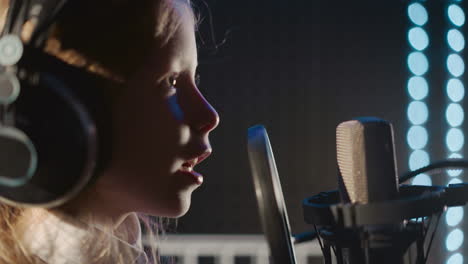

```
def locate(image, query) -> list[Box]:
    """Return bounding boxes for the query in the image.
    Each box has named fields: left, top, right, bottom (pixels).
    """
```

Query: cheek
left=111, top=87, right=186, bottom=176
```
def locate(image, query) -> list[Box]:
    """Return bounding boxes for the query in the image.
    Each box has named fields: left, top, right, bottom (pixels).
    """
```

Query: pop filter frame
left=247, top=125, right=297, bottom=264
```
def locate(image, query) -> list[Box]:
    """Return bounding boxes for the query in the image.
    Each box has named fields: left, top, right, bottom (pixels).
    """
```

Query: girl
left=0, top=0, right=219, bottom=263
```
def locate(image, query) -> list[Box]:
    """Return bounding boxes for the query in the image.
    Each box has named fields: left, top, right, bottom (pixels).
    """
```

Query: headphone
left=0, top=0, right=116, bottom=208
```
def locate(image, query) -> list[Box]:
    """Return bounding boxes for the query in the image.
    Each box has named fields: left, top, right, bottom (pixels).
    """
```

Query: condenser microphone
left=303, top=117, right=468, bottom=264
left=336, top=117, right=399, bottom=203
left=335, top=117, right=403, bottom=263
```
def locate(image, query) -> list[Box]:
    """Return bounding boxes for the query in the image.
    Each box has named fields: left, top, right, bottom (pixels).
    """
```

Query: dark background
left=177, top=0, right=467, bottom=262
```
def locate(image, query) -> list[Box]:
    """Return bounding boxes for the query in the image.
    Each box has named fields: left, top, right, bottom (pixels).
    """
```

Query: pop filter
left=247, top=125, right=297, bottom=264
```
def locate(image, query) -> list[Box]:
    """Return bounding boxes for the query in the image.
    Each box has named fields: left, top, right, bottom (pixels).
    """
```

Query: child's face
left=96, top=5, right=219, bottom=218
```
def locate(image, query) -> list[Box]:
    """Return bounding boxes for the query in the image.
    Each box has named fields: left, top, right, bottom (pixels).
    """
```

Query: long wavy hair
left=0, top=0, right=194, bottom=263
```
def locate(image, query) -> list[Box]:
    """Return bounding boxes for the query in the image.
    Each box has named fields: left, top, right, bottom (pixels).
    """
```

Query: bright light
left=448, top=153, right=463, bottom=177
left=446, top=103, right=464, bottom=127
left=446, top=228, right=464, bottom=251
left=409, top=150, right=430, bottom=171
left=408, top=76, right=429, bottom=100
left=447, top=29, right=465, bottom=52
left=408, top=3, right=428, bottom=26
left=408, top=52, right=429, bottom=76
left=447, top=253, right=464, bottom=264
left=446, top=207, right=464, bottom=227
left=408, top=101, right=429, bottom=125
left=412, top=173, right=432, bottom=186
left=407, top=126, right=428, bottom=150
left=447, top=54, right=465, bottom=77
left=449, top=178, right=463, bottom=185
left=444, top=2, right=465, bottom=262
left=447, top=78, right=465, bottom=102
left=448, top=4, right=466, bottom=27
left=446, top=128, right=465, bottom=152
left=408, top=27, right=429, bottom=51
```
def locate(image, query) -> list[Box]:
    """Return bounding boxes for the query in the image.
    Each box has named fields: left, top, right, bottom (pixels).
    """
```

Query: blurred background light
left=408, top=3, right=428, bottom=26
left=447, top=78, right=465, bottom=102
left=448, top=153, right=463, bottom=177
left=412, top=173, right=432, bottom=186
left=408, top=52, right=429, bottom=75
left=446, top=128, right=465, bottom=152
left=408, top=101, right=429, bottom=125
left=407, top=125, right=428, bottom=150
left=449, top=178, right=463, bottom=185
left=409, top=27, right=429, bottom=51
left=447, top=54, right=465, bottom=77
left=446, top=229, right=464, bottom=251
left=448, top=4, right=466, bottom=27
left=447, top=253, right=464, bottom=264
left=446, top=207, right=464, bottom=227
left=447, top=29, right=465, bottom=52
left=408, top=76, right=429, bottom=100
left=446, top=103, right=464, bottom=127
left=409, top=150, right=430, bottom=171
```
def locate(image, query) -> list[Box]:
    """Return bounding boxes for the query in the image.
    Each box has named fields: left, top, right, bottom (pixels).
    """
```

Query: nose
left=184, top=88, right=220, bottom=134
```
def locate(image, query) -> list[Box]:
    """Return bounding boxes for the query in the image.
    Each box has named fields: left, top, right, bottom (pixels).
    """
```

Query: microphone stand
left=302, top=184, right=466, bottom=264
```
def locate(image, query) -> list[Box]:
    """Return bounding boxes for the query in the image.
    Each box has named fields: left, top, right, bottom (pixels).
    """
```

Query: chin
left=150, top=192, right=193, bottom=218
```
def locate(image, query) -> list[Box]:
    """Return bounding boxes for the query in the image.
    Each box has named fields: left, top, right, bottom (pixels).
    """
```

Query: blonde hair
left=0, top=0, right=194, bottom=263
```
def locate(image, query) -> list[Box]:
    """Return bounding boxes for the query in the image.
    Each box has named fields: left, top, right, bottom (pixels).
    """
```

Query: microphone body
left=335, top=117, right=404, bottom=264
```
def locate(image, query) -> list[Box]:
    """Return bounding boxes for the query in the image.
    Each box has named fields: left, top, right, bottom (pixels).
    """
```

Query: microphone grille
left=336, top=120, right=368, bottom=203
left=336, top=117, right=399, bottom=204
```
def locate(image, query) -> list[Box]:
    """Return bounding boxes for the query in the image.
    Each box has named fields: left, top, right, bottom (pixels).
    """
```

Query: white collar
left=19, top=209, right=149, bottom=264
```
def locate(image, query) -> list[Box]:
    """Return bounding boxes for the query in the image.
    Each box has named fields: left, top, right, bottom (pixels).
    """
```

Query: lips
left=180, top=149, right=212, bottom=174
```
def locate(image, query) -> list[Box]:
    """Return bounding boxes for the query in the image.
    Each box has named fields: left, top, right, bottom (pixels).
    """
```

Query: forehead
left=151, top=4, right=197, bottom=73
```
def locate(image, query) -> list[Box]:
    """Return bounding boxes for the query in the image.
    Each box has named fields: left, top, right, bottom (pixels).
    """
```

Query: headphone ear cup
left=0, top=71, right=98, bottom=207
left=0, top=126, right=37, bottom=187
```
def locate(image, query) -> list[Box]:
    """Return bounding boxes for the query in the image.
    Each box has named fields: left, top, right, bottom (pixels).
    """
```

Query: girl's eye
left=169, top=76, right=177, bottom=87
left=164, top=76, right=178, bottom=97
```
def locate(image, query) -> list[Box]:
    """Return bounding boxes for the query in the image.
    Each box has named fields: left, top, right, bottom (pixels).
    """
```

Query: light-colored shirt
left=19, top=209, right=149, bottom=264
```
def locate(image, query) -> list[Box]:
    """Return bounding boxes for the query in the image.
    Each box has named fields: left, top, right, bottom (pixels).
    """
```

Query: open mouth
left=180, top=163, right=194, bottom=172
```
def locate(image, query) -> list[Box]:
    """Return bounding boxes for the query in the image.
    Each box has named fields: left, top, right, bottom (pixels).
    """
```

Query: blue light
left=408, top=27, right=429, bottom=51
left=408, top=76, right=429, bottom=100
left=412, top=173, right=432, bottom=186
left=407, top=126, right=428, bottom=150
left=448, top=4, right=466, bottom=27
left=446, top=228, right=464, bottom=251
left=446, top=103, right=464, bottom=127
left=447, top=54, right=465, bottom=77
left=447, top=253, right=464, bottom=264
left=447, top=29, right=465, bottom=52
left=447, top=78, right=465, bottom=102
left=448, top=153, right=463, bottom=177
left=409, top=150, right=430, bottom=171
left=446, top=207, right=464, bottom=227
left=446, top=128, right=465, bottom=152
left=449, top=178, right=463, bottom=185
left=408, top=3, right=428, bottom=26
left=408, top=52, right=429, bottom=76
left=408, top=101, right=429, bottom=125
